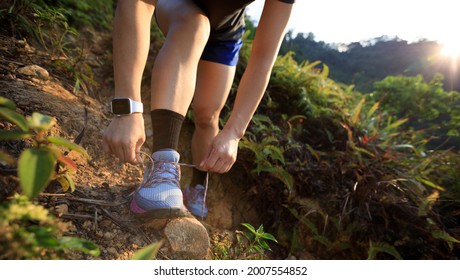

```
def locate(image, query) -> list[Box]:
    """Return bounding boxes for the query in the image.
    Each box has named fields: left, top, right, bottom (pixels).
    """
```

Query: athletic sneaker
left=184, top=184, right=208, bottom=218
left=130, top=150, right=187, bottom=219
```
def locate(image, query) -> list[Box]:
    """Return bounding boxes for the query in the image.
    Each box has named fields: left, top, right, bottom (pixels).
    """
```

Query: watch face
left=111, top=99, right=131, bottom=114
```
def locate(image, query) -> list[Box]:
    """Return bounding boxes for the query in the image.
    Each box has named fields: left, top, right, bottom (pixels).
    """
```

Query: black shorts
left=192, top=0, right=250, bottom=66
left=172, top=0, right=295, bottom=66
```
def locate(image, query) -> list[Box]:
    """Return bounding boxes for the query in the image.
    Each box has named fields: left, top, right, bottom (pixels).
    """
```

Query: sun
left=441, top=39, right=460, bottom=59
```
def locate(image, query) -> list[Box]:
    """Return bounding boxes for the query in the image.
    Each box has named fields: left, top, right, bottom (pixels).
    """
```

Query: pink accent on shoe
left=130, top=199, right=146, bottom=214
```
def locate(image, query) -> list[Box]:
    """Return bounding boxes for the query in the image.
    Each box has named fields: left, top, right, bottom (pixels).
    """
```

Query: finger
left=200, top=149, right=219, bottom=170
left=222, top=162, right=233, bottom=173
left=212, top=159, right=227, bottom=174
left=123, top=144, right=137, bottom=164
left=134, top=138, right=144, bottom=164
left=112, top=141, right=126, bottom=162
left=102, top=137, right=111, bottom=155
left=102, top=130, right=114, bottom=156
left=128, top=148, right=138, bottom=164
left=135, top=152, right=143, bottom=165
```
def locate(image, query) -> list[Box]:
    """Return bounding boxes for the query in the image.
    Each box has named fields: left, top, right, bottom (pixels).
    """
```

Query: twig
left=67, top=196, right=128, bottom=207
left=101, top=208, right=137, bottom=234
left=0, top=168, right=17, bottom=175
left=40, top=193, right=67, bottom=197
left=0, top=58, right=25, bottom=66
left=57, top=212, right=102, bottom=221
left=0, top=64, right=12, bottom=71
left=94, top=208, right=99, bottom=230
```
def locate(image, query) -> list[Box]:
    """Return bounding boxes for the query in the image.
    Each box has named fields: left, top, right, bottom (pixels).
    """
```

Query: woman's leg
left=149, top=0, right=210, bottom=153
left=151, top=0, right=210, bottom=115
left=184, top=59, right=235, bottom=217
left=132, top=0, right=212, bottom=216
left=192, top=60, right=236, bottom=168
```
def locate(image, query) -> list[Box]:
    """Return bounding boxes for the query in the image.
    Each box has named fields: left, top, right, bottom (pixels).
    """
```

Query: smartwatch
left=110, top=98, right=143, bottom=116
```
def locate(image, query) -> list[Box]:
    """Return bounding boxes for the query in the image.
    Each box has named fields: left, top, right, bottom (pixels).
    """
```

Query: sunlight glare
left=441, top=39, right=460, bottom=59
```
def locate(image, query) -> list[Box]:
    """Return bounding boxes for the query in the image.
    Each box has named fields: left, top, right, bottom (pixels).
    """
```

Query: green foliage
left=238, top=223, right=278, bottom=257
left=1, top=0, right=76, bottom=50
left=18, top=148, right=56, bottom=198
left=269, top=52, right=352, bottom=119
left=232, top=36, right=460, bottom=259
left=132, top=241, right=163, bottom=260
left=367, top=241, right=402, bottom=260
left=0, top=194, right=100, bottom=259
left=372, top=74, right=450, bottom=121
left=279, top=32, right=459, bottom=92
left=239, top=117, right=294, bottom=196
left=0, top=0, right=112, bottom=96
left=0, top=99, right=97, bottom=259
left=210, top=223, right=278, bottom=260
left=370, top=74, right=460, bottom=149
left=48, top=0, right=114, bottom=31
left=432, top=230, right=460, bottom=251
left=0, top=0, right=113, bottom=38
left=0, top=98, right=89, bottom=198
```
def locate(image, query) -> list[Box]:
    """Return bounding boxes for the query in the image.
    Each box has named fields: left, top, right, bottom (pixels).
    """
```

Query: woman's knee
left=156, top=0, right=210, bottom=41
left=193, top=106, right=220, bottom=130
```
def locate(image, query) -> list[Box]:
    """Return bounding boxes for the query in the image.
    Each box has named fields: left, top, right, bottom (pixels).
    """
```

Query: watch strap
left=130, top=99, right=143, bottom=114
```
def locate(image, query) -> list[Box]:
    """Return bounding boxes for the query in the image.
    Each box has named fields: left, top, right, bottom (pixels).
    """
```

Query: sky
left=246, top=0, right=458, bottom=46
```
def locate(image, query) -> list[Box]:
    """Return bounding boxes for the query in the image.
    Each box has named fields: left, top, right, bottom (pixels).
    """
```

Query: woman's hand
left=200, top=129, right=241, bottom=173
left=103, top=113, right=145, bottom=164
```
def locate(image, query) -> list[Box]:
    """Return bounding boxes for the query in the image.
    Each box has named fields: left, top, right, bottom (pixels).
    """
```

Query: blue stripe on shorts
left=201, top=38, right=243, bottom=66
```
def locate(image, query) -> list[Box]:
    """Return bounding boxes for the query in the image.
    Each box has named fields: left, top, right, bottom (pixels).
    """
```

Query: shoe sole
left=130, top=199, right=189, bottom=220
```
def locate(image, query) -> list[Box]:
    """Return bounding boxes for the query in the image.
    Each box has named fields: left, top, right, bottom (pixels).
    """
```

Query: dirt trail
left=0, top=36, right=263, bottom=259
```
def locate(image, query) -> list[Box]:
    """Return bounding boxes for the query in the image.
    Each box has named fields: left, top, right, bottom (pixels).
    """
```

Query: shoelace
left=140, top=160, right=181, bottom=189
left=137, top=151, right=209, bottom=219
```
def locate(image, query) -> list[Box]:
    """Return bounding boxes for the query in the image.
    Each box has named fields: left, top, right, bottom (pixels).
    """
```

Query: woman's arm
left=200, top=0, right=293, bottom=172
left=103, top=0, right=155, bottom=164
left=225, top=0, right=293, bottom=138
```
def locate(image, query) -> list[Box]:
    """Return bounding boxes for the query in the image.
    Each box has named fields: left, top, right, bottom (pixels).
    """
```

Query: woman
left=103, top=0, right=294, bottom=218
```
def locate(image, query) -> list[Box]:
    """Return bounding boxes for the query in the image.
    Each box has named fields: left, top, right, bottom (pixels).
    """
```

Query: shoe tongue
left=194, top=184, right=205, bottom=191
left=152, top=150, right=180, bottom=163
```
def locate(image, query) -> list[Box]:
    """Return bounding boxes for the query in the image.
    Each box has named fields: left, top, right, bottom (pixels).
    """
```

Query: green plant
left=0, top=0, right=110, bottom=97
left=131, top=241, right=163, bottom=260
left=0, top=0, right=41, bottom=39
left=367, top=241, right=402, bottom=260
left=47, top=0, right=114, bottom=31
left=0, top=1, right=75, bottom=51
left=210, top=224, right=278, bottom=260
left=210, top=232, right=234, bottom=260
left=0, top=97, right=89, bottom=198
left=0, top=194, right=99, bottom=259
left=236, top=223, right=278, bottom=259
left=239, top=135, right=294, bottom=197
left=268, top=52, right=354, bottom=119
left=228, top=24, right=460, bottom=259
left=370, top=74, right=460, bottom=148
left=52, top=47, right=98, bottom=95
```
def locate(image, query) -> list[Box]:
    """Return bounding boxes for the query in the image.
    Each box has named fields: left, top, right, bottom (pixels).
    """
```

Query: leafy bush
left=0, top=97, right=99, bottom=259
left=0, top=194, right=99, bottom=259
left=0, top=0, right=113, bottom=39
left=211, top=223, right=278, bottom=260
left=0, top=0, right=113, bottom=96
left=0, top=97, right=89, bottom=198
left=371, top=74, right=460, bottom=149
left=233, top=41, right=460, bottom=259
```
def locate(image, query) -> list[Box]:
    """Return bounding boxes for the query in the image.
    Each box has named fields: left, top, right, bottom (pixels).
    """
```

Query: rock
left=17, top=65, right=49, bottom=80
left=99, top=171, right=111, bottom=177
left=164, top=217, right=210, bottom=259
left=103, top=232, right=115, bottom=240
left=55, top=204, right=68, bottom=215
left=107, top=247, right=118, bottom=255
left=100, top=219, right=112, bottom=228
